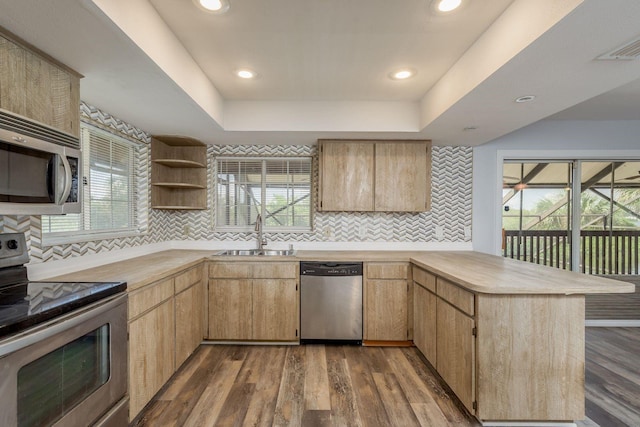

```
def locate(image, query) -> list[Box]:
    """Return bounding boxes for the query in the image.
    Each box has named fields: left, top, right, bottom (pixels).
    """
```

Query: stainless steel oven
left=0, top=233, right=128, bottom=427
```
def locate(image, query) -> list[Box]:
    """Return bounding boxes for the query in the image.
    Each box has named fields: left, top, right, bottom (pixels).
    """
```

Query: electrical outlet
left=183, top=225, right=191, bottom=237
left=359, top=225, right=367, bottom=239
left=323, top=226, right=333, bottom=238
left=435, top=226, right=444, bottom=240
left=464, top=226, right=472, bottom=239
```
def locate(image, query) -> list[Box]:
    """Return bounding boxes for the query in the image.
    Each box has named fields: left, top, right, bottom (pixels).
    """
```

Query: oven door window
left=16, top=324, right=110, bottom=427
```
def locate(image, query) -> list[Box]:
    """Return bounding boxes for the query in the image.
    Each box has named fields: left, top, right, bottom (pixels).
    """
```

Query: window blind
left=216, top=157, right=311, bottom=230
left=42, top=123, right=137, bottom=239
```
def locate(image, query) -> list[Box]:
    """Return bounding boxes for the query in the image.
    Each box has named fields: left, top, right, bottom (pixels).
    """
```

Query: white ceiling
left=1, top=0, right=640, bottom=146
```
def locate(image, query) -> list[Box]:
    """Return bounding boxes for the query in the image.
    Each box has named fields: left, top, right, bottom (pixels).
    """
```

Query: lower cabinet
left=413, top=282, right=437, bottom=365
left=129, top=298, right=175, bottom=418
left=209, top=279, right=252, bottom=340
left=364, top=262, right=410, bottom=341
left=128, top=263, right=205, bottom=421
left=436, top=299, right=475, bottom=412
left=175, top=278, right=205, bottom=368
left=413, top=266, right=476, bottom=414
left=253, top=279, right=298, bottom=341
left=208, top=262, right=299, bottom=341
left=412, top=265, right=584, bottom=423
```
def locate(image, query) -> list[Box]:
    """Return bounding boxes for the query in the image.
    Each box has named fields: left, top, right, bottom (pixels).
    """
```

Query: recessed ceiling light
left=515, top=95, right=536, bottom=103
left=236, top=69, right=257, bottom=79
left=436, top=0, right=462, bottom=12
left=431, top=0, right=470, bottom=14
left=389, top=69, right=416, bottom=80
left=194, top=0, right=229, bottom=14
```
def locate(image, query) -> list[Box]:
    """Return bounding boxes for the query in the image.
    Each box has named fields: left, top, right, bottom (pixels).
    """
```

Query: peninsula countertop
left=46, top=249, right=635, bottom=295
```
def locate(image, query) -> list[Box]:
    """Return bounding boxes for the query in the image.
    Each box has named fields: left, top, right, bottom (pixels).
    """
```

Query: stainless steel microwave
left=0, top=110, right=81, bottom=215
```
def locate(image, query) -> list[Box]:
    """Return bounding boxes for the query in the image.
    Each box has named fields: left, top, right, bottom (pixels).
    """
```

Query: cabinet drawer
left=175, top=264, right=203, bottom=293
left=252, top=262, right=297, bottom=279
left=437, top=278, right=475, bottom=316
left=129, top=278, right=174, bottom=319
left=366, top=262, right=408, bottom=279
left=209, top=262, right=253, bottom=278
left=413, top=267, right=436, bottom=293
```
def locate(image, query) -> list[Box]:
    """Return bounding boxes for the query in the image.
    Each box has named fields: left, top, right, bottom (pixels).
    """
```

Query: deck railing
left=503, top=230, right=640, bottom=275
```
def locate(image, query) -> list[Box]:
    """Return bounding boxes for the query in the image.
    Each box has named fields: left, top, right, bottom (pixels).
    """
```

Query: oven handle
left=0, top=293, right=127, bottom=358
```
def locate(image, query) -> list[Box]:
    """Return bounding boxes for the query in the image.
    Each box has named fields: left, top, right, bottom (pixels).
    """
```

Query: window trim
left=214, top=156, right=313, bottom=232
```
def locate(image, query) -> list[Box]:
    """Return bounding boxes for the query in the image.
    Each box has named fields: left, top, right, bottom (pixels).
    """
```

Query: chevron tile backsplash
left=0, top=104, right=473, bottom=264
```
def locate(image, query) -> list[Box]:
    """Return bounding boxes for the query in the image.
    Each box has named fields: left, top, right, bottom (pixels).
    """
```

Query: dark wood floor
left=135, top=328, right=640, bottom=427
left=582, top=327, right=640, bottom=427
left=134, top=345, right=479, bottom=426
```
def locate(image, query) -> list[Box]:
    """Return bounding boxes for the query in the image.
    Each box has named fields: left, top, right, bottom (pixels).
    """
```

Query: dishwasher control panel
left=300, top=262, right=362, bottom=276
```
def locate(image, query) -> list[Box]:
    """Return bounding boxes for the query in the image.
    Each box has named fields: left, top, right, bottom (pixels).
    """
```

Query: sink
left=215, top=249, right=296, bottom=256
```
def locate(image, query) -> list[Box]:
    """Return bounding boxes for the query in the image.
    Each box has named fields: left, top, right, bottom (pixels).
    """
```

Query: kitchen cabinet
left=175, top=265, right=205, bottom=368
left=374, top=142, right=431, bottom=212
left=253, top=279, right=298, bottom=341
left=436, top=296, right=475, bottom=412
left=0, top=32, right=80, bottom=137
left=318, top=141, right=374, bottom=211
left=208, top=261, right=299, bottom=341
left=209, top=279, right=252, bottom=340
left=127, top=263, right=206, bottom=421
left=128, top=282, right=175, bottom=418
left=363, top=262, right=410, bottom=342
left=318, top=140, right=431, bottom=212
left=412, top=260, right=585, bottom=422
left=151, top=135, right=207, bottom=210
left=412, top=266, right=437, bottom=365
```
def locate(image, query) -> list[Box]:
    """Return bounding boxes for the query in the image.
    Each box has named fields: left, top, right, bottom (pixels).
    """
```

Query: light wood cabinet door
left=0, top=35, right=80, bottom=136
left=175, top=281, right=204, bottom=368
left=252, top=279, right=298, bottom=341
left=0, top=36, right=26, bottom=114
left=128, top=299, right=175, bottom=418
left=413, top=283, right=437, bottom=366
left=364, top=279, right=408, bottom=341
left=374, top=141, right=430, bottom=212
left=436, top=300, right=475, bottom=413
left=208, top=279, right=252, bottom=340
left=319, top=140, right=374, bottom=211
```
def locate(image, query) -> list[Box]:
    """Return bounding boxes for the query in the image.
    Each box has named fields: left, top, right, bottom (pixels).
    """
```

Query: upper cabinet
left=318, top=140, right=431, bottom=212
left=151, top=135, right=207, bottom=210
left=0, top=31, right=81, bottom=137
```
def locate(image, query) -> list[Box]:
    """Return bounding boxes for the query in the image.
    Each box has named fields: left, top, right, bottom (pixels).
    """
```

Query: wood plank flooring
left=582, top=327, right=640, bottom=427
left=135, top=328, right=640, bottom=426
left=134, top=345, right=479, bottom=426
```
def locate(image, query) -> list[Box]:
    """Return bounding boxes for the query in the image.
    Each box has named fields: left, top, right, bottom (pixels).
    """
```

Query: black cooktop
left=0, top=280, right=126, bottom=339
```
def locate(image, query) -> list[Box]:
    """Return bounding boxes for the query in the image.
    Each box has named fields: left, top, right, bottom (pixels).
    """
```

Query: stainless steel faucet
left=254, top=214, right=267, bottom=250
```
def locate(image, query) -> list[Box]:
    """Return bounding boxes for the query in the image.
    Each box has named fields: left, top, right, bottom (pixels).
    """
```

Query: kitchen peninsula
left=46, top=249, right=634, bottom=426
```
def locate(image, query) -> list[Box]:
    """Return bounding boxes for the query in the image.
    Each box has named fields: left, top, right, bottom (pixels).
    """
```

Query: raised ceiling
left=1, top=0, right=640, bottom=146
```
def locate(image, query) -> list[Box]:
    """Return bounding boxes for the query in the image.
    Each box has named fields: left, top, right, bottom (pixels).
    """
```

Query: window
left=502, top=159, right=640, bottom=274
left=216, top=157, right=312, bottom=230
left=42, top=123, right=140, bottom=242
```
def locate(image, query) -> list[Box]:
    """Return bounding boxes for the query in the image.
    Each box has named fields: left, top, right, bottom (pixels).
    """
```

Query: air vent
left=0, top=109, right=80, bottom=149
left=597, top=38, right=640, bottom=60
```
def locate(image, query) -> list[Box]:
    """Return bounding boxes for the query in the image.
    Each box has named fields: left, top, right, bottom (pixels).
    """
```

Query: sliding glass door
left=502, top=159, right=640, bottom=275
left=502, top=161, right=573, bottom=269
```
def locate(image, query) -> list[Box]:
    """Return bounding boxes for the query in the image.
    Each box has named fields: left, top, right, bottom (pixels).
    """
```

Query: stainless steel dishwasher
left=300, top=262, right=363, bottom=344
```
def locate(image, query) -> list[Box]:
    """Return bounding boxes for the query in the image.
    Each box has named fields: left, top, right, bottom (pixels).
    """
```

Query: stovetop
left=0, top=280, right=127, bottom=338
left=0, top=232, right=126, bottom=339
